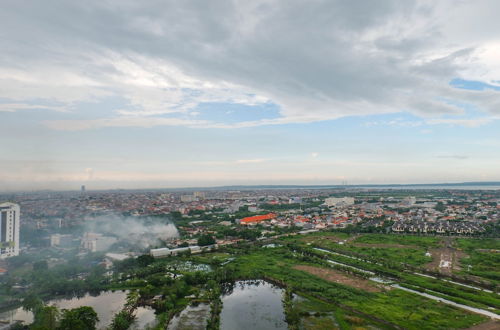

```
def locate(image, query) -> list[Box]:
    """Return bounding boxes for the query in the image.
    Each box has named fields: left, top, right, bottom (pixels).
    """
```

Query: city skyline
left=1, top=1, right=500, bottom=190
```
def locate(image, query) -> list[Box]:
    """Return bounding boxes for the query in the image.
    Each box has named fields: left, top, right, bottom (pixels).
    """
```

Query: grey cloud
left=1, top=0, right=499, bottom=125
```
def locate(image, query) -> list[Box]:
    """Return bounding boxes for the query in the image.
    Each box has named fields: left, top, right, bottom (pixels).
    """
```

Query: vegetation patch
left=294, top=265, right=382, bottom=293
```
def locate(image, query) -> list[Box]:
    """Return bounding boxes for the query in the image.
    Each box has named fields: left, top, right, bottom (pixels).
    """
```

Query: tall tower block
left=0, top=202, right=20, bottom=258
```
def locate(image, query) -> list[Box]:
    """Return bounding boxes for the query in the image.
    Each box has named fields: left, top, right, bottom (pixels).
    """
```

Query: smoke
left=83, top=214, right=179, bottom=250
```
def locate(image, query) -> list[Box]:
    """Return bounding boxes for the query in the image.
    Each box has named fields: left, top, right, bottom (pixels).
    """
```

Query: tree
left=58, top=306, right=99, bottom=330
left=137, top=254, right=154, bottom=267
left=110, top=310, right=135, bottom=330
left=33, top=260, right=48, bottom=272
left=435, top=202, right=446, bottom=212
left=21, top=293, right=43, bottom=312
left=197, top=234, right=216, bottom=246
left=31, top=305, right=60, bottom=330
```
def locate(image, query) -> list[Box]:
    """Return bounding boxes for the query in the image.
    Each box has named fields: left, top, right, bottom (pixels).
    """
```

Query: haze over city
left=1, top=0, right=500, bottom=191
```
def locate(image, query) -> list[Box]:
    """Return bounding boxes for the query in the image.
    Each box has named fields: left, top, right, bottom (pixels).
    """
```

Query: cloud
left=0, top=103, right=67, bottom=113
left=235, top=159, right=267, bottom=164
left=426, top=118, right=493, bottom=127
left=2, top=0, right=500, bottom=130
left=436, top=155, right=469, bottom=160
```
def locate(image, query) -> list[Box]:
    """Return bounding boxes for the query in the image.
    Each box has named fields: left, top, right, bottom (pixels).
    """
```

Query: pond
left=131, top=306, right=158, bottom=329
left=0, top=291, right=129, bottom=329
left=219, top=280, right=288, bottom=330
left=167, top=302, right=211, bottom=330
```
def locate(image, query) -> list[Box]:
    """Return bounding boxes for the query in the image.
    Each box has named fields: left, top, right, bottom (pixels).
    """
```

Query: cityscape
left=1, top=1, right=500, bottom=329
left=0, top=185, right=499, bottom=329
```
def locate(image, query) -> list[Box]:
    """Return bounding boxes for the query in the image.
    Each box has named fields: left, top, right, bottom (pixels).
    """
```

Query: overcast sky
left=1, top=0, right=500, bottom=191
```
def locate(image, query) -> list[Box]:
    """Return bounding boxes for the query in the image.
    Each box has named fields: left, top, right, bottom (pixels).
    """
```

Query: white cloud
left=426, top=118, right=493, bottom=127
left=1, top=0, right=500, bottom=130
left=235, top=159, right=267, bottom=164
left=0, top=103, right=67, bottom=112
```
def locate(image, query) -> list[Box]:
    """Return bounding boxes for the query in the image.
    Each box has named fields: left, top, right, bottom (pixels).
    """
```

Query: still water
left=167, top=303, right=211, bottom=330
left=131, top=306, right=158, bottom=329
left=220, top=280, right=287, bottom=330
left=0, top=290, right=157, bottom=329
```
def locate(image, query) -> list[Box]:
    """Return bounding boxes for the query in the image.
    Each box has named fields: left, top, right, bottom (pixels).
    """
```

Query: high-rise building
left=0, top=202, right=20, bottom=259
left=81, top=185, right=86, bottom=192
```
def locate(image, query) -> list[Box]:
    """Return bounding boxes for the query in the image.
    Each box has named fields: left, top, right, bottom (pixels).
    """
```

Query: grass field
left=454, top=238, right=500, bottom=283
left=227, top=244, right=488, bottom=329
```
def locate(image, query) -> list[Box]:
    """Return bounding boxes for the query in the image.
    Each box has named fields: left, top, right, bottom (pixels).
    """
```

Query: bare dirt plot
left=425, top=247, right=453, bottom=275
left=294, top=265, right=382, bottom=293
left=424, top=238, right=467, bottom=275
left=453, top=249, right=468, bottom=272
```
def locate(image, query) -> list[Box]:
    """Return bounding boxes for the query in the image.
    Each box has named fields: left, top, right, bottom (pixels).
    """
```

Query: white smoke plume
left=83, top=214, right=179, bottom=250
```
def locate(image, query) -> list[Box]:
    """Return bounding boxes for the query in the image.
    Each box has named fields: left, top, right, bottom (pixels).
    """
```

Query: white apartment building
left=0, top=202, right=20, bottom=258
left=324, top=197, right=355, bottom=207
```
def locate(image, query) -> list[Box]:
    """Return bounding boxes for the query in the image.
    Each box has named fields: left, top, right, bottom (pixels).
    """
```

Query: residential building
left=324, top=197, right=355, bottom=207
left=0, top=202, right=20, bottom=258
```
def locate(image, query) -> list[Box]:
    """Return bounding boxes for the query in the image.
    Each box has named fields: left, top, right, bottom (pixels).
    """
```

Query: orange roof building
left=240, top=213, right=276, bottom=225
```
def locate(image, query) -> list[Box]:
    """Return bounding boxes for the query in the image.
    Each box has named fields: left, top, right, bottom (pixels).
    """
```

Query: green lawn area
left=295, top=233, right=434, bottom=266
left=456, top=238, right=500, bottom=251
left=459, top=251, right=500, bottom=283
left=346, top=246, right=432, bottom=266
left=455, top=238, right=500, bottom=283
left=302, top=316, right=338, bottom=330
left=229, top=246, right=487, bottom=329
left=353, top=234, right=441, bottom=248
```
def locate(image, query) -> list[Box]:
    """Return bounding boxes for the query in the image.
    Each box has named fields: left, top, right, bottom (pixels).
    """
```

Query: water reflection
left=220, top=280, right=287, bottom=330
left=131, top=306, right=158, bottom=329
left=0, top=291, right=128, bottom=329
left=167, top=302, right=211, bottom=330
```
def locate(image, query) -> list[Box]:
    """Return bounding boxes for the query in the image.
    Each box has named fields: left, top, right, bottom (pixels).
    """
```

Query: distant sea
left=356, top=185, right=500, bottom=190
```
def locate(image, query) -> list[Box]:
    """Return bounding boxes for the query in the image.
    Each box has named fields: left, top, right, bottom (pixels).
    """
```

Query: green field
left=227, top=245, right=488, bottom=329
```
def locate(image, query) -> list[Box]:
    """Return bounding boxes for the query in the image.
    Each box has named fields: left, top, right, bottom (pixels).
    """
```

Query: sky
left=1, top=0, right=500, bottom=191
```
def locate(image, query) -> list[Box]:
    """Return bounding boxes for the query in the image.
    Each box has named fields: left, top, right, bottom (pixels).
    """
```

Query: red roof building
left=240, top=213, right=276, bottom=224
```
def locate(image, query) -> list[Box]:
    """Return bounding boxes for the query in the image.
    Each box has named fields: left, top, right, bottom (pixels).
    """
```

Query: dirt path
left=294, top=265, right=382, bottom=293
left=466, top=320, right=500, bottom=330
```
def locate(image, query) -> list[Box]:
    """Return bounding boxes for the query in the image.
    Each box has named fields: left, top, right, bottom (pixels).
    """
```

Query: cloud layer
left=1, top=0, right=500, bottom=130
left=1, top=1, right=500, bottom=189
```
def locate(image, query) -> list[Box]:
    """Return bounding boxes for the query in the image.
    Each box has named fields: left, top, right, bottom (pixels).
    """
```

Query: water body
left=376, top=185, right=500, bottom=190
left=167, top=303, right=211, bottom=330
left=131, top=306, right=158, bottom=329
left=0, top=291, right=128, bottom=329
left=220, top=280, right=288, bottom=330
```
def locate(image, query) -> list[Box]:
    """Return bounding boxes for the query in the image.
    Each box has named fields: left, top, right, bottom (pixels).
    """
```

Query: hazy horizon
left=1, top=1, right=500, bottom=190
left=2, top=180, right=500, bottom=194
